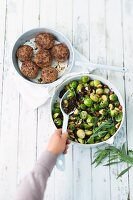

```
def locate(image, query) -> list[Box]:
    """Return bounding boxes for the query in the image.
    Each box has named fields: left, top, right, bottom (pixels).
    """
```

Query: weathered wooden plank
left=16, top=0, right=39, bottom=184
left=0, top=0, right=23, bottom=199
left=122, top=0, right=133, bottom=199
left=38, top=1, right=58, bottom=199
left=105, top=0, right=129, bottom=199
left=40, top=0, right=56, bottom=28
left=54, top=1, right=73, bottom=199
left=72, top=0, right=92, bottom=200
left=89, top=0, right=111, bottom=200
left=0, top=0, right=7, bottom=138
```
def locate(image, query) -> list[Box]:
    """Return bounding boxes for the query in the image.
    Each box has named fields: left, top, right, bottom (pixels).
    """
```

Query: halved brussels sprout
left=103, top=133, right=110, bottom=141
left=78, top=138, right=84, bottom=144
left=77, top=129, right=85, bottom=139
left=96, top=88, right=103, bottom=95
left=84, top=97, right=93, bottom=107
left=110, top=109, right=118, bottom=117
left=80, top=111, right=88, bottom=119
left=93, top=80, right=101, bottom=87
left=109, top=94, right=118, bottom=101
left=90, top=93, right=99, bottom=102
left=54, top=118, right=62, bottom=127
left=85, top=130, right=93, bottom=136
left=115, top=112, right=123, bottom=122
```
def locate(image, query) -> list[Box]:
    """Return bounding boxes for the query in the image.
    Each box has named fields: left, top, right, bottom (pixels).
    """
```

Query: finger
left=55, top=129, right=62, bottom=136
left=66, top=139, right=71, bottom=144
left=62, top=133, right=68, bottom=141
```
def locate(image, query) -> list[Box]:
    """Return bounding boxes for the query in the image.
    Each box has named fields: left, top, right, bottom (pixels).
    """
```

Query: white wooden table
left=0, top=0, right=133, bottom=199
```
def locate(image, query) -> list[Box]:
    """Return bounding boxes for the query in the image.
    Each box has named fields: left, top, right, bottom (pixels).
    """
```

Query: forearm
left=15, top=151, right=57, bottom=200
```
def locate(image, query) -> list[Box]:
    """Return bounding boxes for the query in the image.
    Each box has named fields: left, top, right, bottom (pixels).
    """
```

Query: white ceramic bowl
left=12, top=28, right=74, bottom=86
left=50, top=72, right=125, bottom=148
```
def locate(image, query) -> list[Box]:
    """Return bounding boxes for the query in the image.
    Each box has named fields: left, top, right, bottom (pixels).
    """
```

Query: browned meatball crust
left=51, top=43, right=69, bottom=62
left=41, top=67, right=58, bottom=83
left=21, top=61, right=39, bottom=79
left=16, top=45, right=33, bottom=62
left=33, top=50, right=52, bottom=68
left=35, top=33, right=55, bottom=49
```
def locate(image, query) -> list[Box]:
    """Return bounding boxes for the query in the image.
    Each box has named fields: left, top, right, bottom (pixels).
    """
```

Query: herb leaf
left=92, top=143, right=133, bottom=178
left=117, top=166, right=132, bottom=178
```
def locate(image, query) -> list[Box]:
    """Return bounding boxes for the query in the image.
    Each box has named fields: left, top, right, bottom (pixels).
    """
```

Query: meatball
left=41, top=67, right=58, bottom=83
left=51, top=43, right=69, bottom=62
left=16, top=45, right=33, bottom=62
left=35, top=33, right=55, bottom=49
left=21, top=61, right=39, bottom=79
left=33, top=50, right=52, bottom=68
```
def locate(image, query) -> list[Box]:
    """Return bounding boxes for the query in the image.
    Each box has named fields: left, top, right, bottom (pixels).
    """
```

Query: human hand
left=47, top=129, right=70, bottom=155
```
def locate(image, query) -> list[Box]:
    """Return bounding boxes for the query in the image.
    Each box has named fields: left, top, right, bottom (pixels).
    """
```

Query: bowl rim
left=50, top=72, right=125, bottom=148
left=12, top=27, right=75, bottom=86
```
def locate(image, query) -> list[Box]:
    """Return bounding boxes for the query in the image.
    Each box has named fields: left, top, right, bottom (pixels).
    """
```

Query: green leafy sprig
left=92, top=143, right=133, bottom=178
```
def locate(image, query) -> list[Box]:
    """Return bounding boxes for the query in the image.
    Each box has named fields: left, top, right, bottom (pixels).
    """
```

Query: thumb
left=61, top=133, right=68, bottom=141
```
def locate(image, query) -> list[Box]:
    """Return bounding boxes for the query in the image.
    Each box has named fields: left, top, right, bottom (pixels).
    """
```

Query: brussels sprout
left=85, top=130, right=92, bottom=136
left=114, top=101, right=120, bottom=106
left=54, top=118, right=63, bottom=127
left=89, top=80, right=94, bottom=86
left=69, top=124, right=75, bottom=131
left=93, top=80, right=101, bottom=87
left=82, top=123, right=90, bottom=129
left=54, top=102, right=60, bottom=108
left=53, top=113, right=60, bottom=119
left=86, top=115, right=93, bottom=123
left=109, top=94, right=118, bottom=101
left=77, top=84, right=83, bottom=93
left=70, top=80, right=78, bottom=89
left=110, top=109, right=118, bottom=117
left=80, top=111, right=88, bottom=119
left=101, top=95, right=108, bottom=101
left=103, top=133, right=110, bottom=141
left=94, top=104, right=100, bottom=111
left=78, top=138, right=84, bottom=144
left=74, top=109, right=79, bottom=115
left=90, top=93, right=99, bottom=102
left=87, top=122, right=94, bottom=127
left=84, top=97, right=93, bottom=107
left=115, top=112, right=123, bottom=122
left=86, top=137, right=94, bottom=144
left=91, top=107, right=95, bottom=112
left=53, top=107, right=61, bottom=114
left=77, top=129, right=85, bottom=139
left=81, top=76, right=89, bottom=83
left=109, top=104, right=113, bottom=110
left=104, top=88, right=110, bottom=94
left=67, top=90, right=75, bottom=98
left=80, top=103, right=87, bottom=110
left=96, top=88, right=103, bottom=95
left=100, top=101, right=109, bottom=108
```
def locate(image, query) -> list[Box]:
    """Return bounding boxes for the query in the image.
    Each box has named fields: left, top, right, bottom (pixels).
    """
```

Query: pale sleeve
left=15, top=151, right=58, bottom=200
